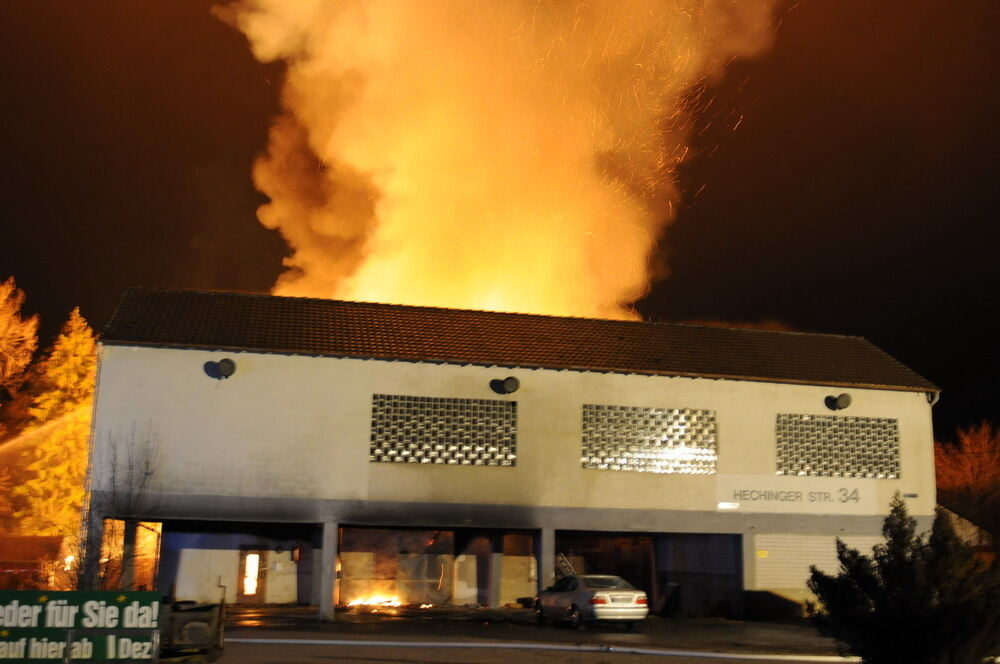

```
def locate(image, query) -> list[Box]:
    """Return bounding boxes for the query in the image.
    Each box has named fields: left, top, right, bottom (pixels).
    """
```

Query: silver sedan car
left=535, top=574, right=649, bottom=629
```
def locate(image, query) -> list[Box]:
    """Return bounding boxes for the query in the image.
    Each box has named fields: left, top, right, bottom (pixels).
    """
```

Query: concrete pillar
left=487, top=535, right=503, bottom=608
left=537, top=528, right=555, bottom=592
left=121, top=520, right=138, bottom=590
left=318, top=521, right=339, bottom=621
left=78, top=507, right=105, bottom=591
left=741, top=531, right=756, bottom=591
left=310, top=547, right=322, bottom=607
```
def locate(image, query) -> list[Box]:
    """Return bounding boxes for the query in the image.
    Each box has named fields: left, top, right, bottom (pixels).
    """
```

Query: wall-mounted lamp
left=204, top=358, right=237, bottom=380
left=824, top=393, right=851, bottom=410
left=490, top=376, right=520, bottom=394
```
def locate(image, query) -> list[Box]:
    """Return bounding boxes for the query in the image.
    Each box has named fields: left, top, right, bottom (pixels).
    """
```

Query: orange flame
left=222, top=1, right=776, bottom=318
left=346, top=595, right=402, bottom=608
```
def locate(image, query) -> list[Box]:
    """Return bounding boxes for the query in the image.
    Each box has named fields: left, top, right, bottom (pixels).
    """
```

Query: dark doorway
left=555, top=531, right=742, bottom=617
left=555, top=533, right=655, bottom=594
left=654, top=533, right=742, bottom=617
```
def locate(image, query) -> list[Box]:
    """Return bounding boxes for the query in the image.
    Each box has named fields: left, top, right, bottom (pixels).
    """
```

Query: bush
left=807, top=495, right=1000, bottom=664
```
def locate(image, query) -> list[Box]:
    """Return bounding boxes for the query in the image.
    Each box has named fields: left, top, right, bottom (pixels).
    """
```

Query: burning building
left=88, top=287, right=938, bottom=617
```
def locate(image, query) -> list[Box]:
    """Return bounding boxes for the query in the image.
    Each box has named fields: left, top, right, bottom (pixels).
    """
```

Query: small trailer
left=158, top=600, right=225, bottom=663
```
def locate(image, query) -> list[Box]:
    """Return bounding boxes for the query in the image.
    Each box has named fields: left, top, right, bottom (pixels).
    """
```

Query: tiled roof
left=101, top=288, right=938, bottom=392
left=0, top=536, right=62, bottom=562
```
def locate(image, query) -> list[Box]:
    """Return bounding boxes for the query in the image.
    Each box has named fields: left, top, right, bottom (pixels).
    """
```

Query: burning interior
left=339, top=528, right=537, bottom=608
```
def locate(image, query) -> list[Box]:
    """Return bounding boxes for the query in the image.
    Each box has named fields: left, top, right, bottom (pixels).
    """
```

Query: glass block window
left=776, top=414, right=900, bottom=479
left=370, top=394, right=517, bottom=466
left=581, top=405, right=718, bottom=474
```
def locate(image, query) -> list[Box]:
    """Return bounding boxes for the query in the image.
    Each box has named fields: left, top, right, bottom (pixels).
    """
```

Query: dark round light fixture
left=204, top=358, right=237, bottom=380
left=490, top=376, right=520, bottom=394
left=824, top=393, right=851, bottom=410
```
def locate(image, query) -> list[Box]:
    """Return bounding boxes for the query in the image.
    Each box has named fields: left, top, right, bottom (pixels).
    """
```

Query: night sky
left=1, top=1, right=997, bottom=438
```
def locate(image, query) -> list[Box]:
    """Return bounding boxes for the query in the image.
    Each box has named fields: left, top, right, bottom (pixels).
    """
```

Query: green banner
left=0, top=591, right=159, bottom=662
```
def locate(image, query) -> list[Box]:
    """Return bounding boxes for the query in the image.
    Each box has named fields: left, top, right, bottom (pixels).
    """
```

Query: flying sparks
left=222, top=0, right=776, bottom=319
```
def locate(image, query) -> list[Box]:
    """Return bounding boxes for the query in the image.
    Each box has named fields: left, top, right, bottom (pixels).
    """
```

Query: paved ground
left=219, top=641, right=849, bottom=664
left=218, top=606, right=847, bottom=664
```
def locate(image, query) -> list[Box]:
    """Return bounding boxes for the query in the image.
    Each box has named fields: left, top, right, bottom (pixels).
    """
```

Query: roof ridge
left=647, top=318, right=869, bottom=342
left=122, top=286, right=866, bottom=342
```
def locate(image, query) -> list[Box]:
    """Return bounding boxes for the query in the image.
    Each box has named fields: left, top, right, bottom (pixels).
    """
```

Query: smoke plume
left=222, top=0, right=775, bottom=319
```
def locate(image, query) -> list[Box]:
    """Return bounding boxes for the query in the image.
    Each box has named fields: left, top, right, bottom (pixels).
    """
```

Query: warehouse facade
left=88, top=288, right=938, bottom=618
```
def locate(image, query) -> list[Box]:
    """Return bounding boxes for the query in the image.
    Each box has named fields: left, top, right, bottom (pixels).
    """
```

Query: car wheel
left=568, top=606, right=584, bottom=630
left=534, top=601, right=547, bottom=625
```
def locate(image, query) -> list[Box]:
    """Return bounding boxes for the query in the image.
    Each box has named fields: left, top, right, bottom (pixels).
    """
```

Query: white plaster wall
left=91, top=345, right=937, bottom=517
left=174, top=549, right=297, bottom=604
left=500, top=555, right=537, bottom=606
left=452, top=556, right=478, bottom=605
left=266, top=550, right=298, bottom=603
left=175, top=549, right=238, bottom=604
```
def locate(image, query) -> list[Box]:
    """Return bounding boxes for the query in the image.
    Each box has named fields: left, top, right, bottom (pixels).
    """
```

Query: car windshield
left=582, top=576, right=634, bottom=589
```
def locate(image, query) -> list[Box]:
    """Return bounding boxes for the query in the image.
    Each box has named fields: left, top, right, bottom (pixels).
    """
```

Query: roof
left=0, top=536, right=62, bottom=562
left=101, top=288, right=938, bottom=392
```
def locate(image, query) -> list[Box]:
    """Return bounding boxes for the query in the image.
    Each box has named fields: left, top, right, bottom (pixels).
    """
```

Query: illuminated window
left=369, top=394, right=517, bottom=466
left=581, top=404, right=718, bottom=474
left=243, top=553, right=260, bottom=596
left=776, top=414, right=900, bottom=479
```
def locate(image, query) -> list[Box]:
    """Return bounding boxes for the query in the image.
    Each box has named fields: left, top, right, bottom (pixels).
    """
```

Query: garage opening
left=157, top=521, right=318, bottom=604
left=338, top=526, right=536, bottom=607
left=556, top=531, right=742, bottom=617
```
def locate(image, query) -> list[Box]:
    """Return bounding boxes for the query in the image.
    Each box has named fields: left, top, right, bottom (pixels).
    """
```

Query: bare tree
left=936, top=421, right=1000, bottom=542
left=99, top=426, right=160, bottom=516
left=79, top=426, right=160, bottom=590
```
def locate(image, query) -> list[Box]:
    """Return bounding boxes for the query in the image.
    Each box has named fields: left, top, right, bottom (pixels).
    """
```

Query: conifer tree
left=808, top=495, right=1000, bottom=664
left=12, top=309, right=97, bottom=538
left=0, top=467, right=13, bottom=529
left=25, top=308, right=96, bottom=424
left=0, top=276, right=39, bottom=434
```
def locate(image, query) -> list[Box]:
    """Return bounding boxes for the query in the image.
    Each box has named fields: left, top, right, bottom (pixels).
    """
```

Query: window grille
left=370, top=394, right=517, bottom=466
left=581, top=404, right=718, bottom=474
left=776, top=414, right=900, bottom=478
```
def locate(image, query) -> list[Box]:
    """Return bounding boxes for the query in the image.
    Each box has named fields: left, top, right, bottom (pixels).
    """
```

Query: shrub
left=807, top=495, right=1000, bottom=664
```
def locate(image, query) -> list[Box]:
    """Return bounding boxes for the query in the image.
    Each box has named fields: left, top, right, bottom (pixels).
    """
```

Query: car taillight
left=590, top=597, right=608, bottom=605
left=635, top=597, right=648, bottom=605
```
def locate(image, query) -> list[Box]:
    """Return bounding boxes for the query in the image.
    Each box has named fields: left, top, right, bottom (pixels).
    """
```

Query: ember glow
left=223, top=1, right=775, bottom=318
left=243, top=553, right=261, bottom=596
left=346, top=595, right=402, bottom=608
